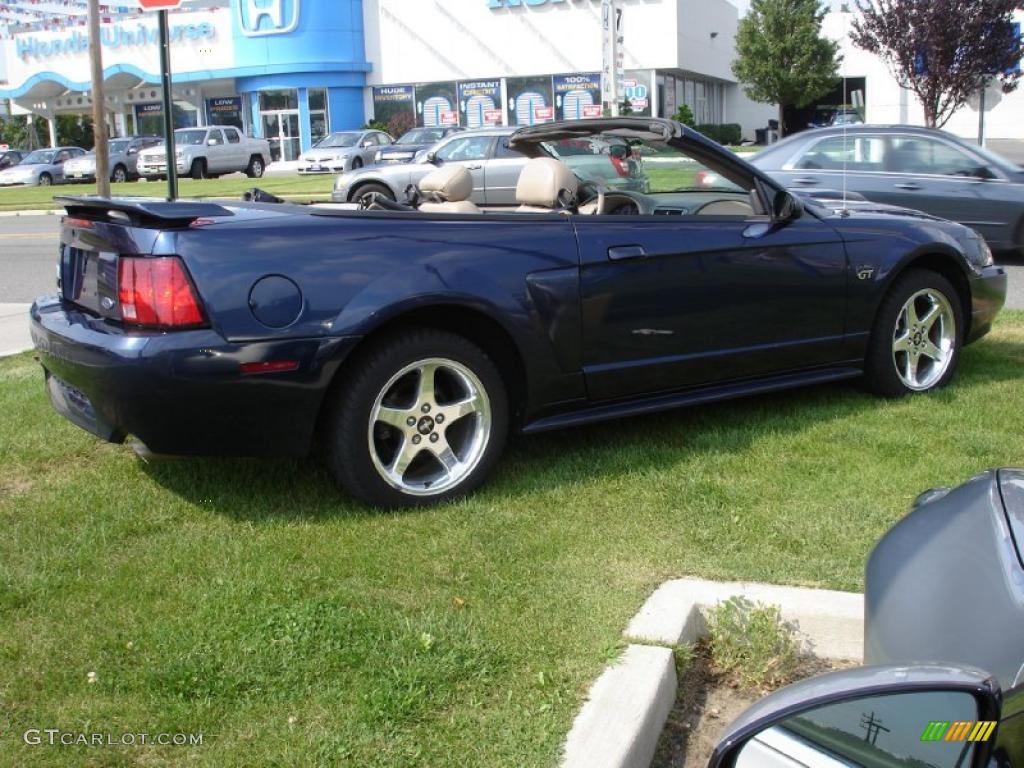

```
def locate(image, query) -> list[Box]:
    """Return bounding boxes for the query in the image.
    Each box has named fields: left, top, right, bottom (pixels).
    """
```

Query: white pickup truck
left=136, top=126, right=271, bottom=180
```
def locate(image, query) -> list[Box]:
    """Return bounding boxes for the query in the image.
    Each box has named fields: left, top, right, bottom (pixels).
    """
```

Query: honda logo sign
left=237, top=0, right=301, bottom=37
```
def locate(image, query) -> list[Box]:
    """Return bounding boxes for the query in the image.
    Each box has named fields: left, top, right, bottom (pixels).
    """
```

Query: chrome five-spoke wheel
left=368, top=357, right=492, bottom=496
left=891, top=288, right=956, bottom=391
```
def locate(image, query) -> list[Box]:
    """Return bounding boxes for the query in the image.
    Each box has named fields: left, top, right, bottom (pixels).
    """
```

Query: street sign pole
left=158, top=9, right=178, bottom=200
left=87, top=0, right=110, bottom=198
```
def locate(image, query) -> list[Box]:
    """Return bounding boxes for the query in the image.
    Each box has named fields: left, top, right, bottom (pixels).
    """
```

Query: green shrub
left=694, top=123, right=743, bottom=146
left=673, top=104, right=696, bottom=127
left=706, top=596, right=800, bottom=690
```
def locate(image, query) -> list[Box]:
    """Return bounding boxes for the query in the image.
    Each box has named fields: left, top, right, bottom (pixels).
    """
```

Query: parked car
left=751, top=124, right=1024, bottom=255
left=332, top=127, right=647, bottom=206
left=710, top=469, right=1024, bottom=767
left=297, top=130, right=393, bottom=175
left=62, top=135, right=163, bottom=183
left=0, top=146, right=85, bottom=186
left=136, top=126, right=269, bottom=180
left=0, top=149, right=26, bottom=170
left=373, top=126, right=465, bottom=165
left=31, top=117, right=1006, bottom=508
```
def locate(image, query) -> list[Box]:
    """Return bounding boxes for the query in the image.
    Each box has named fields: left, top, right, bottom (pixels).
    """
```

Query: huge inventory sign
left=506, top=75, right=554, bottom=126
left=554, top=73, right=602, bottom=120
left=372, top=85, right=416, bottom=126
left=458, top=80, right=502, bottom=127
left=416, top=81, right=459, bottom=127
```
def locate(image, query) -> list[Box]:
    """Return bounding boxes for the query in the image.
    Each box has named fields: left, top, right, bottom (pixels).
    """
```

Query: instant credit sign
left=458, top=80, right=502, bottom=127
left=554, top=73, right=601, bottom=120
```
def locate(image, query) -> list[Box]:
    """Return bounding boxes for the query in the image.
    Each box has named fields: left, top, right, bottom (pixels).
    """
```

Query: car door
left=223, top=127, right=245, bottom=169
left=431, top=135, right=493, bottom=204
left=53, top=149, right=74, bottom=182
left=870, top=133, right=1016, bottom=246
left=574, top=153, right=849, bottom=401
left=771, top=132, right=890, bottom=202
left=482, top=135, right=528, bottom=206
left=204, top=129, right=226, bottom=172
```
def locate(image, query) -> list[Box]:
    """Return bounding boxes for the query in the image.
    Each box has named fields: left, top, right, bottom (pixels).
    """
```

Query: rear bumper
left=30, top=296, right=359, bottom=457
left=966, top=265, right=1008, bottom=344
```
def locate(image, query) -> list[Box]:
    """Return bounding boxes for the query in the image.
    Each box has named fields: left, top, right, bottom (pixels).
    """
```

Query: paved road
left=0, top=211, right=1022, bottom=309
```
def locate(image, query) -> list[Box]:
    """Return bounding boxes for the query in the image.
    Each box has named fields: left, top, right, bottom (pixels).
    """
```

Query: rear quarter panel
left=166, top=210, right=586, bottom=416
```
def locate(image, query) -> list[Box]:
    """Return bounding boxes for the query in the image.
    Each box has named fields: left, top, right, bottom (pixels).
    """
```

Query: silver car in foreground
left=62, top=135, right=162, bottom=183
left=298, top=130, right=393, bottom=175
left=331, top=128, right=647, bottom=206
left=751, top=124, right=1024, bottom=254
left=0, top=146, right=85, bottom=186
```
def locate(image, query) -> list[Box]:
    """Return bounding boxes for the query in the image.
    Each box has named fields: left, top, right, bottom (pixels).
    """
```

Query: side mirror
left=709, top=664, right=1001, bottom=768
left=361, top=140, right=374, bottom=148
left=973, top=166, right=996, bottom=180
left=771, top=189, right=802, bottom=223
left=425, top=151, right=439, bottom=165
left=127, top=147, right=138, bottom=155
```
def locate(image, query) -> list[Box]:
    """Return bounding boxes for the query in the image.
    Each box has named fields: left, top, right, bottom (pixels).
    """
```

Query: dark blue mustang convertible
left=30, top=118, right=1007, bottom=508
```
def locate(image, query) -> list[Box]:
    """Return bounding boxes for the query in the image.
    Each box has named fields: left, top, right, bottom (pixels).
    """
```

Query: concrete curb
left=0, top=303, right=32, bottom=358
left=560, top=578, right=863, bottom=768
left=0, top=209, right=60, bottom=217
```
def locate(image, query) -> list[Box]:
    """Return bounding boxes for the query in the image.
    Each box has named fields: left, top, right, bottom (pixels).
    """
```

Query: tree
left=674, top=103, right=696, bottom=126
left=732, top=0, right=841, bottom=136
left=851, top=0, right=1023, bottom=128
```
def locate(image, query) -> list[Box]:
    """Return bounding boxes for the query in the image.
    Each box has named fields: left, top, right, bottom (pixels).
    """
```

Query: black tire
left=324, top=329, right=508, bottom=509
left=351, top=156, right=363, bottom=170
left=863, top=269, right=963, bottom=398
left=111, top=165, right=128, bottom=184
left=39, top=173, right=52, bottom=187
left=189, top=159, right=207, bottom=180
left=349, top=182, right=393, bottom=205
left=245, top=155, right=265, bottom=178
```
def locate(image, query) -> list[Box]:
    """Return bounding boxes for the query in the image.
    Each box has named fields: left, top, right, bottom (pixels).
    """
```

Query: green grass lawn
left=0, top=175, right=336, bottom=212
left=2, top=313, right=1023, bottom=766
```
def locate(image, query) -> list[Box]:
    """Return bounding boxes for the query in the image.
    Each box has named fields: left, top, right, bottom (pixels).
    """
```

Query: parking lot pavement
left=0, top=303, right=32, bottom=357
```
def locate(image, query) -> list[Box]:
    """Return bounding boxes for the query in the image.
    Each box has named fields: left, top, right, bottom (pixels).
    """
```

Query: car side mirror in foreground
left=424, top=151, right=439, bottom=165
left=127, top=147, right=138, bottom=155
left=708, top=664, right=1001, bottom=768
left=772, top=189, right=803, bottom=223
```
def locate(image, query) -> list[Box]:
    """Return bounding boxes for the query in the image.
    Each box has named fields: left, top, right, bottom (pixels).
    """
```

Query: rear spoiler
left=54, top=195, right=235, bottom=227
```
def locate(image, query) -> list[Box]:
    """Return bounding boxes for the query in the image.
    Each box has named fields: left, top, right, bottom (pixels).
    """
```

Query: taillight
left=609, top=155, right=630, bottom=178
left=118, top=257, right=206, bottom=328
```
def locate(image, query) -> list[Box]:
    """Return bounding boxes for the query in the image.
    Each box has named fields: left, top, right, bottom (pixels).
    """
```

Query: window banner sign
left=622, top=69, right=652, bottom=116
left=372, top=85, right=416, bottom=127
left=206, top=96, right=243, bottom=128
left=415, top=81, right=459, bottom=128
left=554, top=73, right=602, bottom=120
left=506, top=75, right=554, bottom=126
left=458, top=79, right=502, bottom=128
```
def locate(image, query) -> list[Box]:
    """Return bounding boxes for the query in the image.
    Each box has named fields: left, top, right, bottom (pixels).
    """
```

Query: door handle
left=466, top=165, right=483, bottom=170
left=607, top=245, right=647, bottom=260
left=791, top=177, right=819, bottom=185
left=894, top=182, right=922, bottom=190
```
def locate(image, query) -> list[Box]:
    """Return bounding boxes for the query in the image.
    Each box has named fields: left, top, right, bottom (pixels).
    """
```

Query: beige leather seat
left=417, top=165, right=480, bottom=214
left=515, top=157, right=578, bottom=213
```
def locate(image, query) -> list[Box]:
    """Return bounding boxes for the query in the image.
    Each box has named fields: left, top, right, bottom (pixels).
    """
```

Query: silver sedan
left=297, top=130, right=393, bottom=175
left=0, top=146, right=86, bottom=186
left=750, top=124, right=1024, bottom=255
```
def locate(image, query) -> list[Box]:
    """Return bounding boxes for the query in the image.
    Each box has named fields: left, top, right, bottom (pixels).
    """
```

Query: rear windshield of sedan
left=22, top=150, right=56, bottom=164
left=396, top=129, right=445, bottom=145
left=315, top=133, right=360, bottom=148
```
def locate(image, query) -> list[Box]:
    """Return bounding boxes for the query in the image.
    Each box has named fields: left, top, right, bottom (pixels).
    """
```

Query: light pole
left=87, top=0, right=109, bottom=197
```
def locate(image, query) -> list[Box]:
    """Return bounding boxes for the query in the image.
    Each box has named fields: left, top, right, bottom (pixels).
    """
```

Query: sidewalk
left=0, top=303, right=32, bottom=357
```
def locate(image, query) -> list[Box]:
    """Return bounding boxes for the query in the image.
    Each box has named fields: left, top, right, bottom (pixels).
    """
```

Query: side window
left=887, top=136, right=982, bottom=177
left=56, top=150, right=71, bottom=163
left=207, top=130, right=225, bottom=146
left=226, top=128, right=241, bottom=144
left=434, top=136, right=493, bottom=162
left=795, top=135, right=885, bottom=172
left=494, top=137, right=526, bottom=159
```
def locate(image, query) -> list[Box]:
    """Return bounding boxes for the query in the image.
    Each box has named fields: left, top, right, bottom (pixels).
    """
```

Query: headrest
left=419, top=164, right=473, bottom=202
left=515, top=158, right=578, bottom=208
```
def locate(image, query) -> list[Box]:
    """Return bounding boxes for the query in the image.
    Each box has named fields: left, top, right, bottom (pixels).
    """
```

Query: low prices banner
left=553, top=73, right=601, bottom=121
left=458, top=79, right=502, bottom=128
left=206, top=96, right=242, bottom=127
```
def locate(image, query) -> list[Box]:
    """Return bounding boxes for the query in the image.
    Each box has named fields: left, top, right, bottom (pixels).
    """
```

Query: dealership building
left=0, top=0, right=1019, bottom=155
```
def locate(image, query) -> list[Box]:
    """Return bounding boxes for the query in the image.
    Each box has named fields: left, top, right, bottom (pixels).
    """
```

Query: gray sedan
left=750, top=124, right=1024, bottom=254
left=0, top=146, right=86, bottom=187
left=62, top=135, right=162, bottom=183
left=298, top=130, right=393, bottom=175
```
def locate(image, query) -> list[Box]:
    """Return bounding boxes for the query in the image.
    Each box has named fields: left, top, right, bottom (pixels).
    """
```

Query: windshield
left=175, top=129, right=208, bottom=146
left=315, top=132, right=360, bottom=148
left=397, top=128, right=444, bottom=145
left=108, top=140, right=131, bottom=154
left=22, top=150, right=56, bottom=164
left=541, top=134, right=746, bottom=194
